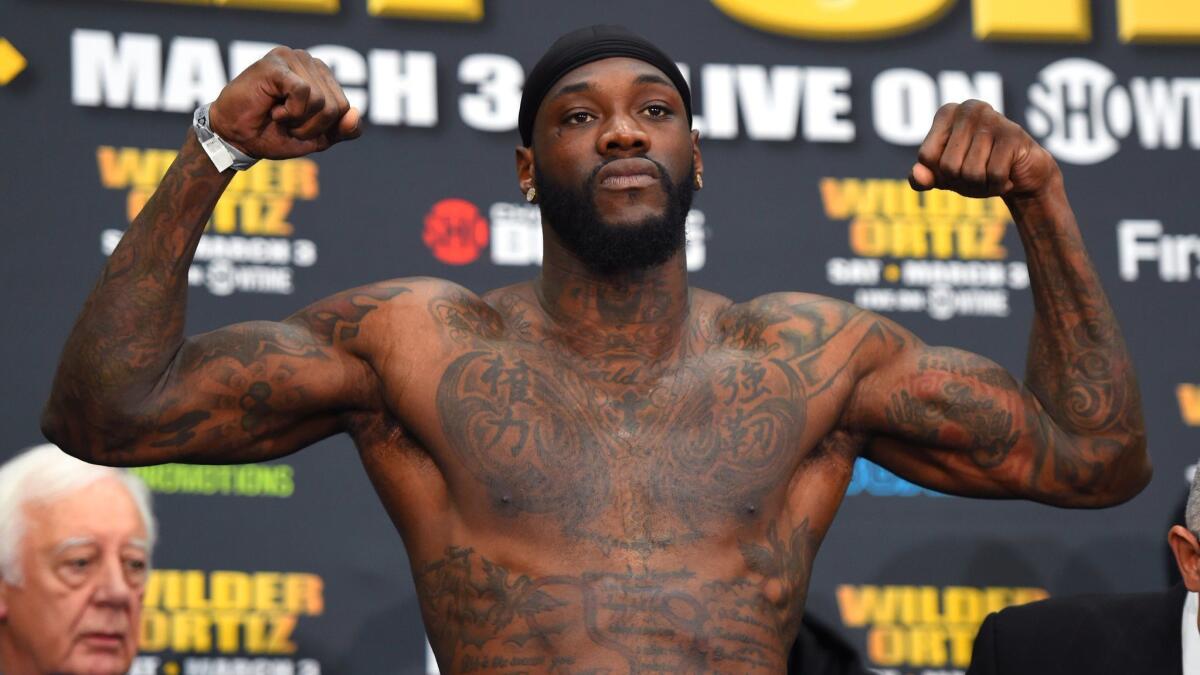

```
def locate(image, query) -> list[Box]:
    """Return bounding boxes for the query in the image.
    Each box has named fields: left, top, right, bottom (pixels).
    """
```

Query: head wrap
left=518, top=25, right=692, bottom=147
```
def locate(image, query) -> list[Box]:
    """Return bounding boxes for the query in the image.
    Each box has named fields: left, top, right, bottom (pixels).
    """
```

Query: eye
left=124, top=558, right=149, bottom=584
left=643, top=104, right=672, bottom=119
left=68, top=558, right=91, bottom=570
left=564, top=111, right=595, bottom=125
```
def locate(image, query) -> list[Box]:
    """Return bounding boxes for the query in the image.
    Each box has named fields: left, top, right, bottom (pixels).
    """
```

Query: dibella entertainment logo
left=423, top=198, right=489, bottom=265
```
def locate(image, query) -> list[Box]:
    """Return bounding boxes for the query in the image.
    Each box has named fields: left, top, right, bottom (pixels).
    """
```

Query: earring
left=525, top=187, right=537, bottom=203
left=694, top=173, right=704, bottom=190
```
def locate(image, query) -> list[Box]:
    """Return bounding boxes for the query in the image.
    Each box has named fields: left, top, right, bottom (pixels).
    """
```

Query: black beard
left=534, top=156, right=694, bottom=275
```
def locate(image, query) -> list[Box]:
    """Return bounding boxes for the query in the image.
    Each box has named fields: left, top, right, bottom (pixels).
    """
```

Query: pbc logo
left=423, top=198, right=489, bottom=265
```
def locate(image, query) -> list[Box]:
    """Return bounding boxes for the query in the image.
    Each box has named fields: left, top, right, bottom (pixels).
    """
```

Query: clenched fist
left=208, top=47, right=362, bottom=160
left=909, top=100, right=1060, bottom=200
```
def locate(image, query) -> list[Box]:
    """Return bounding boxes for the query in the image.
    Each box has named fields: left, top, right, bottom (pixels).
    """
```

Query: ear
left=691, top=129, right=704, bottom=181
left=515, top=146, right=535, bottom=199
left=1169, top=525, right=1200, bottom=592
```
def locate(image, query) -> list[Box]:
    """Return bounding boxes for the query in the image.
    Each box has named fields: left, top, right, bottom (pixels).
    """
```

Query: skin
left=42, top=48, right=1149, bottom=673
left=0, top=480, right=149, bottom=675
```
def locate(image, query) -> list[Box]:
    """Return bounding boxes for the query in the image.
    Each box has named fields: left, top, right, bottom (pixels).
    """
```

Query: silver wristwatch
left=193, top=103, right=259, bottom=172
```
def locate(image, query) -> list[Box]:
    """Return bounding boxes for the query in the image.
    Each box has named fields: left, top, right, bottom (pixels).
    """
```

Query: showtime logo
left=423, top=199, right=489, bottom=265
left=423, top=198, right=709, bottom=271
left=1026, top=58, right=1200, bottom=165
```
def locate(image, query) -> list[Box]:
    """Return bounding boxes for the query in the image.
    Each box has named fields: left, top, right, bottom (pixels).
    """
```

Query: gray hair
left=1187, top=464, right=1200, bottom=534
left=0, top=444, right=156, bottom=585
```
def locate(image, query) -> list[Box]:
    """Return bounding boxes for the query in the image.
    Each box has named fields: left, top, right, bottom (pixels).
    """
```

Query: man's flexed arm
left=42, top=48, right=367, bottom=465
left=845, top=100, right=1149, bottom=506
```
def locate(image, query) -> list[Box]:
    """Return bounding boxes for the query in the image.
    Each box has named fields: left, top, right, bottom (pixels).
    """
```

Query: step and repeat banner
left=2, top=1, right=1199, bottom=673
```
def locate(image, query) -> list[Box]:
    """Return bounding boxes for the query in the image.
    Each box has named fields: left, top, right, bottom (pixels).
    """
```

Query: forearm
left=1009, top=178, right=1149, bottom=494
left=43, top=129, right=232, bottom=453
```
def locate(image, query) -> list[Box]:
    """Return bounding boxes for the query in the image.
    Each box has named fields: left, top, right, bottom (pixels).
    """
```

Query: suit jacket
left=787, top=613, right=874, bottom=675
left=967, top=583, right=1188, bottom=675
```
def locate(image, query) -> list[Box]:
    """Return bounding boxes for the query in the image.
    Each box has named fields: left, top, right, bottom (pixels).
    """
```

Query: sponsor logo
left=423, top=198, right=489, bottom=265
left=129, top=464, right=295, bottom=498
left=847, top=459, right=942, bottom=497
left=426, top=199, right=710, bottom=271
left=1027, top=58, right=1200, bottom=165
left=97, top=146, right=321, bottom=296
left=820, top=177, right=1028, bottom=320
left=837, top=584, right=1048, bottom=675
left=137, top=569, right=325, bottom=674
left=1117, top=220, right=1200, bottom=283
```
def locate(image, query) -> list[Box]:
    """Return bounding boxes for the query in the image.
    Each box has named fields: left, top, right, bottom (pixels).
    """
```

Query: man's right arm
left=41, top=48, right=371, bottom=466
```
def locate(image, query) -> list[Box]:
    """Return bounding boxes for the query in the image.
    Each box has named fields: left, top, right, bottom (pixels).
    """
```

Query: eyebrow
left=633, top=73, right=674, bottom=89
left=547, top=80, right=592, bottom=103
left=52, top=537, right=97, bottom=556
left=51, top=537, right=150, bottom=555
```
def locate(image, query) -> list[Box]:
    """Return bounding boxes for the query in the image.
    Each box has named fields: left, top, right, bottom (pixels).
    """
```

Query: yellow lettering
left=255, top=572, right=284, bottom=612
left=947, top=624, right=978, bottom=667
left=849, top=216, right=889, bottom=257
left=1178, top=384, right=1200, bottom=426
left=97, top=147, right=174, bottom=190
left=139, top=609, right=170, bottom=651
left=867, top=626, right=905, bottom=665
left=268, top=613, right=299, bottom=653
left=185, top=570, right=209, bottom=610
left=123, top=0, right=337, bottom=13
left=1119, top=0, right=1200, bottom=43
left=211, top=571, right=251, bottom=610
left=909, top=625, right=949, bottom=666
left=208, top=197, right=239, bottom=234
left=711, top=0, right=955, bottom=40
left=942, top=586, right=983, bottom=624
left=283, top=573, right=325, bottom=614
left=894, top=218, right=930, bottom=258
left=973, top=0, right=1090, bottom=41
left=214, top=611, right=242, bottom=653
left=928, top=218, right=955, bottom=258
left=837, top=585, right=903, bottom=626
left=244, top=612, right=269, bottom=652
left=172, top=611, right=213, bottom=651
left=368, top=0, right=482, bottom=21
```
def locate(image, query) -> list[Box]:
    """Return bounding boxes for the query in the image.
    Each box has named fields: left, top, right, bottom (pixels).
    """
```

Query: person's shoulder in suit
left=966, top=583, right=1186, bottom=675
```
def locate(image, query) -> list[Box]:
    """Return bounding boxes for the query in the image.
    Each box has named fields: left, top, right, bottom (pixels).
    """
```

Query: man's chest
left=388, top=340, right=828, bottom=552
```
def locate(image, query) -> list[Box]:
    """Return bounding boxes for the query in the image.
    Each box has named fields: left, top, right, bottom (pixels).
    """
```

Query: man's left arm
left=843, top=100, right=1149, bottom=507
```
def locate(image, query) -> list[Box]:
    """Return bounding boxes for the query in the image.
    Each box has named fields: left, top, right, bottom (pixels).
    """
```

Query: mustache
left=587, top=156, right=674, bottom=189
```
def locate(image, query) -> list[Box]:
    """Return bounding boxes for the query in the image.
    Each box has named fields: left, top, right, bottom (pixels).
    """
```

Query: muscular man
left=43, top=25, right=1149, bottom=673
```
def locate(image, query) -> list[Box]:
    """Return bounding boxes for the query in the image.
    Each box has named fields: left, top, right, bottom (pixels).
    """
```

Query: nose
left=596, top=112, right=649, bottom=155
left=92, top=556, right=135, bottom=607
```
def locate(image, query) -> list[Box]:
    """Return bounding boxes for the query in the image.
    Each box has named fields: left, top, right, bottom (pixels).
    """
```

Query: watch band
left=193, top=103, right=259, bottom=172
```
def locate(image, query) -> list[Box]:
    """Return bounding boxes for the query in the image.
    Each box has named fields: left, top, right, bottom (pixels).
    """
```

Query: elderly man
left=968, top=468, right=1200, bottom=674
left=0, top=444, right=156, bottom=675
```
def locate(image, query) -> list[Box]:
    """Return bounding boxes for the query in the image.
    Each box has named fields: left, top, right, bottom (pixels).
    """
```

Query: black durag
left=518, top=24, right=693, bottom=147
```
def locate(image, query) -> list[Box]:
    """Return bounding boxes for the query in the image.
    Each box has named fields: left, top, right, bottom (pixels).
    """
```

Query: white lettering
left=71, top=29, right=161, bottom=109
left=368, top=50, right=437, bottom=127
left=458, top=53, right=523, bottom=132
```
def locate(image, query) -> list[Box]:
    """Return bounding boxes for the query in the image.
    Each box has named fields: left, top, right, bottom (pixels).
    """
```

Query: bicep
left=847, top=337, right=1052, bottom=500
left=124, top=318, right=375, bottom=464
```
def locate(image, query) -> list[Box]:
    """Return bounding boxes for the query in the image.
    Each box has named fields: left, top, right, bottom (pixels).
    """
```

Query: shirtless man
left=42, top=25, right=1149, bottom=674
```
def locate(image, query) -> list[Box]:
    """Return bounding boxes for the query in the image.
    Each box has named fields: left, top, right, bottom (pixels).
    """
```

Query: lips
left=595, top=157, right=660, bottom=190
left=79, top=631, right=126, bottom=651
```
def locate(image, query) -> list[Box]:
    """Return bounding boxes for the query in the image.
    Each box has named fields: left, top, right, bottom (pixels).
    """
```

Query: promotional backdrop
left=2, top=1, right=1199, bottom=673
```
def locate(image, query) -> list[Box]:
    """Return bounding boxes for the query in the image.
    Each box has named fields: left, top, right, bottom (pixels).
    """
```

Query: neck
left=536, top=231, right=690, bottom=360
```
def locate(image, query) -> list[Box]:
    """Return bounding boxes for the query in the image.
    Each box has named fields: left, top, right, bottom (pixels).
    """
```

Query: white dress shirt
left=1183, top=591, right=1200, bottom=675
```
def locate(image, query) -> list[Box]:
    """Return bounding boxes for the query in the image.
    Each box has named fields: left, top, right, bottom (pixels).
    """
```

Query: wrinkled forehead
left=23, top=480, right=148, bottom=550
